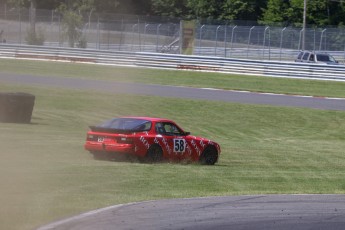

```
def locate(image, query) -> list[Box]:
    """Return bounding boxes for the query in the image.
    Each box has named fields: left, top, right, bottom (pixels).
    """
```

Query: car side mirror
left=184, top=132, right=191, bottom=136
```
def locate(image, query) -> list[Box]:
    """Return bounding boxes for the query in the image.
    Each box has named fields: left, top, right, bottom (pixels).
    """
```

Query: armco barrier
left=1, top=44, right=345, bottom=82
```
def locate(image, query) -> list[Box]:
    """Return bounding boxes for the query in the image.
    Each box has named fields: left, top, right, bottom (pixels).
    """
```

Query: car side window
left=317, top=54, right=329, bottom=62
left=155, top=122, right=184, bottom=136
left=155, top=123, right=166, bottom=135
left=302, top=52, right=309, bottom=60
left=297, top=52, right=303, bottom=60
left=309, top=54, right=314, bottom=61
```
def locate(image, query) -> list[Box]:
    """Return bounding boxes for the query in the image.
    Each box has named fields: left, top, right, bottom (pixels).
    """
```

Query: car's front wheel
left=200, top=146, right=218, bottom=165
left=146, top=144, right=163, bottom=163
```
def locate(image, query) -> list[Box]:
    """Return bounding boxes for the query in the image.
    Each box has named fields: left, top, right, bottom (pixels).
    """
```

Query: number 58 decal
left=174, top=139, right=186, bottom=152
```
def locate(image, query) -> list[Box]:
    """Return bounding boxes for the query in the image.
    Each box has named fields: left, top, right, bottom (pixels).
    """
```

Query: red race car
left=84, top=117, right=221, bottom=165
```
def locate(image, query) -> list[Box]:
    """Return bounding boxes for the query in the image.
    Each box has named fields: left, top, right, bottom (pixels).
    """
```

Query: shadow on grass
left=90, top=152, right=224, bottom=166
left=0, top=116, right=48, bottom=125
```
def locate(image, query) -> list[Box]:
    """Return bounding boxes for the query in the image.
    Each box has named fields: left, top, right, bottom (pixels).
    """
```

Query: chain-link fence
left=1, top=8, right=345, bottom=62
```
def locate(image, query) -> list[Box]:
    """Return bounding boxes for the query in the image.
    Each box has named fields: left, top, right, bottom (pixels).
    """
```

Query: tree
left=58, top=0, right=94, bottom=48
left=151, top=0, right=189, bottom=18
left=261, top=0, right=296, bottom=26
left=186, top=0, right=221, bottom=19
left=261, top=0, right=345, bottom=27
left=151, top=0, right=266, bottom=22
left=219, top=0, right=266, bottom=21
left=93, top=0, right=152, bottom=15
left=7, top=0, right=45, bottom=45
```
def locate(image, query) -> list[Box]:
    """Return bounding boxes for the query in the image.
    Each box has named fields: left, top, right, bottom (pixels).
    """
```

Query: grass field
left=1, top=59, right=345, bottom=230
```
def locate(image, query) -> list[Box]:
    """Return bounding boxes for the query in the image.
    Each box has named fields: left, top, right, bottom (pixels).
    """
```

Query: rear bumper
left=84, top=141, right=134, bottom=153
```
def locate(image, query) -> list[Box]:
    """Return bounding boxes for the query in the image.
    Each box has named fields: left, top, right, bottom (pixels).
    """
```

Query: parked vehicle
left=295, top=51, right=339, bottom=65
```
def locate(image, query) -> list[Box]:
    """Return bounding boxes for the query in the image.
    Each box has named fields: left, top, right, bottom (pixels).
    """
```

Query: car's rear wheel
left=146, top=145, right=163, bottom=163
left=200, top=146, right=218, bottom=165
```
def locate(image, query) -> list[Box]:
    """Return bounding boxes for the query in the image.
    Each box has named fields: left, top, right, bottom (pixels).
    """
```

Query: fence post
left=143, top=23, right=149, bottom=52
left=131, top=24, right=137, bottom=51
left=97, top=18, right=100, bottom=49
left=263, top=26, right=269, bottom=60
left=280, top=27, right=286, bottom=61
left=215, top=25, right=221, bottom=56
left=224, top=25, right=228, bottom=57
left=119, top=18, right=124, bottom=51
left=319, top=29, right=326, bottom=51
left=198, top=25, right=205, bottom=55
left=229, top=25, right=237, bottom=58
left=19, top=8, right=22, bottom=44
left=58, top=14, right=62, bottom=47
left=247, top=26, right=255, bottom=58
left=156, top=24, right=161, bottom=52
left=268, top=27, right=271, bottom=60
left=343, top=30, right=345, bottom=61
left=313, top=29, right=316, bottom=51
left=298, top=28, right=304, bottom=50
left=138, top=17, right=141, bottom=52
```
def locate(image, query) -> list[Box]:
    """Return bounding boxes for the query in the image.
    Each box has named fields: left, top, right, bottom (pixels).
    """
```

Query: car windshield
left=98, top=118, right=152, bottom=131
left=297, top=52, right=303, bottom=59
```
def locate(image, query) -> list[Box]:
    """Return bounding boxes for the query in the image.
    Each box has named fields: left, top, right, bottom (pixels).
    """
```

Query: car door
left=155, top=122, right=189, bottom=160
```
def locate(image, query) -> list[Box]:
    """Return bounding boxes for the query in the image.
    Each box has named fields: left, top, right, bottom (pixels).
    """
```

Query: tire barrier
left=0, top=92, right=35, bottom=123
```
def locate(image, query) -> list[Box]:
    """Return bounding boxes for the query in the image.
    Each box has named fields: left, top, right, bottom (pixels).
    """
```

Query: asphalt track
left=2, top=73, right=345, bottom=229
left=1, top=73, right=345, bottom=111
left=37, top=195, right=345, bottom=230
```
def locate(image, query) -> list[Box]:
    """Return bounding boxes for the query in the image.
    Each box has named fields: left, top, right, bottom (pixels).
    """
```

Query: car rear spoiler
left=89, top=126, right=142, bottom=133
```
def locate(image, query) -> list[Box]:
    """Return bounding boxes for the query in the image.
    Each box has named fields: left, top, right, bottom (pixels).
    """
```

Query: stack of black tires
left=0, top=92, right=35, bottom=123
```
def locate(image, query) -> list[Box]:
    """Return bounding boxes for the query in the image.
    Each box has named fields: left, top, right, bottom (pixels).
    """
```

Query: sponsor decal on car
left=139, top=136, right=150, bottom=149
left=190, top=139, right=201, bottom=156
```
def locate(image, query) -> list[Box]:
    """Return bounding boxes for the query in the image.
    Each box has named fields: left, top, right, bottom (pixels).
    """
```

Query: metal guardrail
left=1, top=44, right=345, bottom=82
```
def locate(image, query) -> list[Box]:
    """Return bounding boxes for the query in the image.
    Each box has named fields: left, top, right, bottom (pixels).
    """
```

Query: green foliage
left=7, top=0, right=26, bottom=8
left=149, top=0, right=265, bottom=21
left=220, top=0, right=252, bottom=20
left=57, top=0, right=94, bottom=48
left=4, top=0, right=345, bottom=27
left=151, top=0, right=189, bottom=18
left=60, top=9, right=84, bottom=47
left=262, top=0, right=345, bottom=27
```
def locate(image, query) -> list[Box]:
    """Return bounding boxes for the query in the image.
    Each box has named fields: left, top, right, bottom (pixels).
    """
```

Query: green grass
left=1, top=59, right=345, bottom=230
left=1, top=58, right=345, bottom=98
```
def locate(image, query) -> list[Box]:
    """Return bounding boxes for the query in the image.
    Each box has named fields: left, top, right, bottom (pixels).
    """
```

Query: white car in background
left=295, top=51, right=339, bottom=65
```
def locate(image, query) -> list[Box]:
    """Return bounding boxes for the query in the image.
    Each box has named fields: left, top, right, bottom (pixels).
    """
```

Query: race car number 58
left=174, top=139, right=186, bottom=152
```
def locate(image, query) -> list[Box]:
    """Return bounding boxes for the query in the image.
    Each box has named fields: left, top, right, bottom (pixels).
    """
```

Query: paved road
left=1, top=73, right=345, bottom=111
left=37, top=195, right=345, bottom=230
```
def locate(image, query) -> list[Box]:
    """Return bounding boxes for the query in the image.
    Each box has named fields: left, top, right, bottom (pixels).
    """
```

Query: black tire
left=200, top=146, right=218, bottom=165
left=146, top=145, right=163, bottom=163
